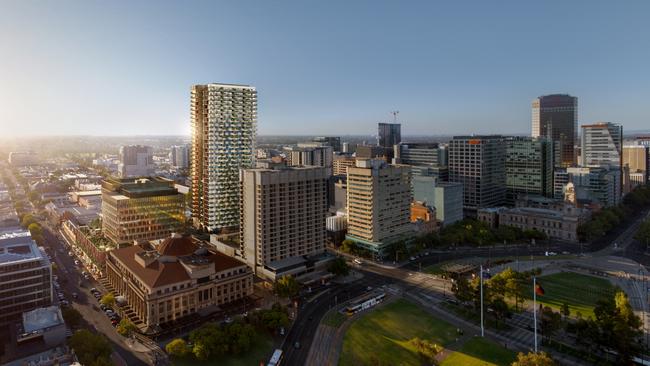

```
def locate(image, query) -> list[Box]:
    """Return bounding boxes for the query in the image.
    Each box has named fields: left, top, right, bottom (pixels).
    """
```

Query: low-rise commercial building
left=477, top=207, right=507, bottom=228
left=61, top=220, right=115, bottom=275
left=105, top=234, right=253, bottom=332
left=411, top=202, right=437, bottom=234
left=413, top=176, right=463, bottom=226
left=18, top=306, right=66, bottom=347
left=498, top=205, right=589, bottom=242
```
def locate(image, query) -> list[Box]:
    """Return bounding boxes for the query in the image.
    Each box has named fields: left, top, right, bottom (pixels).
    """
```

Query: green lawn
left=526, top=272, right=615, bottom=318
left=441, top=337, right=516, bottom=366
left=171, top=332, right=275, bottom=366
left=339, top=299, right=457, bottom=366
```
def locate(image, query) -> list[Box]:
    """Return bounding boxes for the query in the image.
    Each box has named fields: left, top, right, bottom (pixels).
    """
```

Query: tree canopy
left=165, top=338, right=189, bottom=357
left=117, top=318, right=137, bottom=337
left=274, top=275, right=300, bottom=298
left=511, top=351, right=556, bottom=366
left=100, top=293, right=116, bottom=307
left=68, top=329, right=113, bottom=366
left=327, top=257, right=350, bottom=277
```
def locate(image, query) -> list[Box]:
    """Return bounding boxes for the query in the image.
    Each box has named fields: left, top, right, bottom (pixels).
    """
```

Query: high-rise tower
left=377, top=123, right=401, bottom=148
left=532, top=94, right=578, bottom=167
left=191, top=83, right=257, bottom=232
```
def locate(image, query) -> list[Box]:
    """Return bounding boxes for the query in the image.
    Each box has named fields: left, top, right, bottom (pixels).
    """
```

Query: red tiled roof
left=110, top=245, right=190, bottom=288
left=109, top=244, right=247, bottom=289
left=158, top=236, right=198, bottom=256
left=210, top=251, right=247, bottom=272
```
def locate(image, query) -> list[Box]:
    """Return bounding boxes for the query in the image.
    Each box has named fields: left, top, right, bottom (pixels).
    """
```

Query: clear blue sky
left=1, top=1, right=649, bottom=137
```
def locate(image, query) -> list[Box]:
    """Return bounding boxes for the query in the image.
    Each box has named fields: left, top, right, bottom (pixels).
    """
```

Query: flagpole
left=479, top=265, right=485, bottom=337
left=533, top=276, right=538, bottom=352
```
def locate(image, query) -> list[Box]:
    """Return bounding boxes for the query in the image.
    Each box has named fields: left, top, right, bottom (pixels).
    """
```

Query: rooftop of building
left=70, top=190, right=102, bottom=197
left=198, top=83, right=255, bottom=89
left=78, top=226, right=115, bottom=250
left=110, top=235, right=246, bottom=289
left=478, top=207, right=507, bottom=213
left=102, top=176, right=180, bottom=198
left=0, top=231, right=43, bottom=264
left=503, top=206, right=568, bottom=219
left=398, top=142, right=439, bottom=148
left=581, top=122, right=621, bottom=128
left=22, top=306, right=64, bottom=333
left=452, top=135, right=505, bottom=140
left=245, top=165, right=328, bottom=173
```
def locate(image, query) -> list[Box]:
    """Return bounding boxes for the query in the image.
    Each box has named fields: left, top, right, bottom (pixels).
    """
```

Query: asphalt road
left=281, top=271, right=390, bottom=365
left=401, top=242, right=576, bottom=271
left=40, top=222, right=149, bottom=366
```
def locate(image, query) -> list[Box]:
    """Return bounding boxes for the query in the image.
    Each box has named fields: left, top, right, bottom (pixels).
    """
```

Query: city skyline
left=2, top=1, right=650, bottom=137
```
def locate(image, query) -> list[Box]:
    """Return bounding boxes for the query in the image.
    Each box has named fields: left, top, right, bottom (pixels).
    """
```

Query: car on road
left=293, top=341, right=301, bottom=349
left=280, top=327, right=285, bottom=336
left=353, top=258, right=362, bottom=265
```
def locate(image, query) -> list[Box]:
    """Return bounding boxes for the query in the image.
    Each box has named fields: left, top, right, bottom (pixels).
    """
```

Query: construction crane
left=390, top=110, right=399, bottom=124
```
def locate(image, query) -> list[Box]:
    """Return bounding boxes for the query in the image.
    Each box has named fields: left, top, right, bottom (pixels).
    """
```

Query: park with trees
left=166, top=303, right=290, bottom=365
left=578, top=184, right=650, bottom=243
left=451, top=267, right=644, bottom=364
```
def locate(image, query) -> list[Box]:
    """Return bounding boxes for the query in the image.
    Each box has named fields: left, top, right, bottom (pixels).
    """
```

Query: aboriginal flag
left=535, top=283, right=545, bottom=296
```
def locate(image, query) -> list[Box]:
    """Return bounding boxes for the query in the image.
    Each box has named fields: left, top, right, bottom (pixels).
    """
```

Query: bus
left=267, top=349, right=283, bottom=366
left=345, top=291, right=386, bottom=315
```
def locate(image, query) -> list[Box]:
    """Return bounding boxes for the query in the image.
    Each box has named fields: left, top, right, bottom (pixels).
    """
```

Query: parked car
left=90, top=287, right=97, bottom=293
left=72, top=292, right=78, bottom=299
left=100, top=304, right=107, bottom=311
left=111, top=319, right=119, bottom=326
left=294, top=342, right=301, bottom=349
left=409, top=256, right=416, bottom=261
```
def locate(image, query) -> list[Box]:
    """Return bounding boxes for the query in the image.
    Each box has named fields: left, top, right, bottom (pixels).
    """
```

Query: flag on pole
left=535, top=283, right=545, bottom=296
